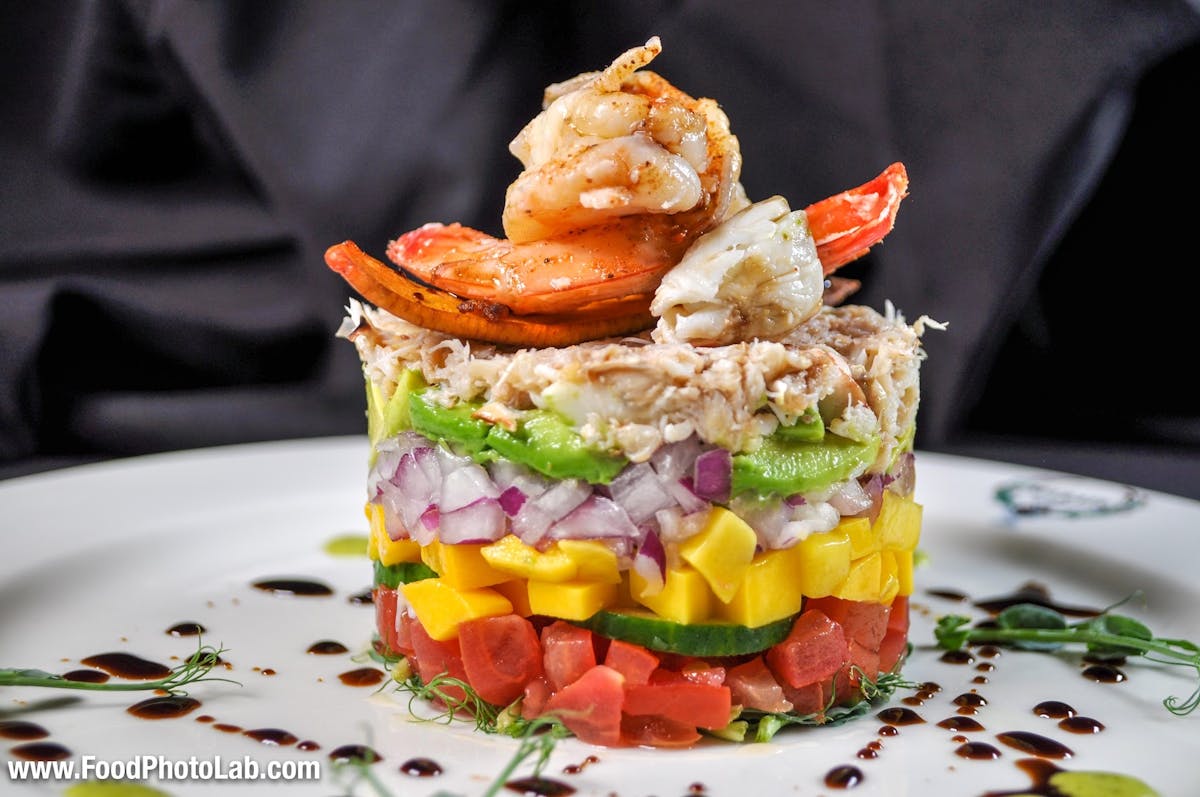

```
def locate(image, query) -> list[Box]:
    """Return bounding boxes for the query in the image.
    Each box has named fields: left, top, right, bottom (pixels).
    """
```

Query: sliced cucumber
left=577, top=610, right=796, bottom=657
left=373, top=559, right=438, bottom=589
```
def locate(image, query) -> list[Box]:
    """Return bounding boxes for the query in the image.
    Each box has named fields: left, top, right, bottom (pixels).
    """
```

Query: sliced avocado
left=373, top=559, right=438, bottom=589
left=367, top=369, right=426, bottom=453
left=732, top=433, right=879, bottom=497
left=774, top=406, right=825, bottom=443
left=486, top=410, right=627, bottom=484
left=578, top=609, right=796, bottom=656
left=408, top=391, right=490, bottom=454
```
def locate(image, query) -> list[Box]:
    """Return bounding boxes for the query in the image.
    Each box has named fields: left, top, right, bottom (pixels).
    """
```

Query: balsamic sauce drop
left=126, top=696, right=201, bottom=719
left=61, top=669, right=110, bottom=683
left=307, top=640, right=349, bottom=655
left=400, top=757, right=444, bottom=777
left=338, top=667, right=386, bottom=687
left=937, top=716, right=985, bottom=732
left=504, top=776, right=576, bottom=795
left=80, top=652, right=172, bottom=680
left=252, top=578, right=333, bottom=597
left=955, top=741, right=1002, bottom=760
left=876, top=707, right=924, bottom=725
left=939, top=650, right=975, bottom=665
left=10, top=742, right=72, bottom=761
left=561, top=755, right=599, bottom=775
left=0, top=721, right=49, bottom=740
left=823, top=765, right=864, bottom=789
left=995, top=731, right=1073, bottom=759
left=981, top=759, right=1062, bottom=797
left=347, top=589, right=374, bottom=605
left=328, top=745, right=382, bottom=764
left=213, top=723, right=243, bottom=733
left=244, top=728, right=298, bottom=746
left=1058, top=716, right=1105, bottom=734
left=166, top=622, right=206, bottom=637
left=1081, top=664, right=1126, bottom=683
left=927, top=588, right=969, bottom=602
left=1033, top=700, right=1075, bottom=719
left=297, top=740, right=321, bottom=751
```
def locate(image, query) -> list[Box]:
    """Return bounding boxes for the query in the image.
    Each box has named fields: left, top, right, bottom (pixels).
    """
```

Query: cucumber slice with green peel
left=373, top=559, right=438, bottom=589
left=577, top=610, right=797, bottom=656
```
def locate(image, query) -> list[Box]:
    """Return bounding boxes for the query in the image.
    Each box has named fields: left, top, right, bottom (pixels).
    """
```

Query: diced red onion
left=511, top=501, right=555, bottom=546
left=649, top=437, right=703, bottom=483
left=654, top=506, right=710, bottom=544
left=529, top=479, right=591, bottom=522
left=609, top=462, right=676, bottom=525
left=890, top=452, right=916, bottom=496
left=389, top=450, right=440, bottom=530
left=661, top=476, right=708, bottom=514
left=438, top=463, right=499, bottom=513
left=691, top=448, right=732, bottom=503
left=412, top=505, right=439, bottom=545
left=498, top=486, right=527, bottom=516
left=436, top=498, right=506, bottom=544
left=547, top=496, right=639, bottom=541
left=863, top=475, right=885, bottom=523
left=827, top=478, right=873, bottom=516
left=632, top=529, right=666, bottom=593
left=785, top=493, right=807, bottom=507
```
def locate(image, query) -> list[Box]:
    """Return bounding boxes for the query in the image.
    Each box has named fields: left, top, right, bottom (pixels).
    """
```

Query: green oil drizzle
left=324, top=534, right=370, bottom=558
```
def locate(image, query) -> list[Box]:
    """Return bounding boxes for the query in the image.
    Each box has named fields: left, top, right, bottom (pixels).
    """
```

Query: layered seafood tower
left=329, top=38, right=933, bottom=747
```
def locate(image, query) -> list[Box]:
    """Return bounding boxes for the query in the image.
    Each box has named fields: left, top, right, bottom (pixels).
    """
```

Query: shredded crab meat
left=343, top=299, right=927, bottom=469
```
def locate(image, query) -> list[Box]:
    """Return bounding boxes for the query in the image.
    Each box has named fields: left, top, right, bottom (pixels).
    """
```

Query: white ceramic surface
left=2, top=437, right=1197, bottom=796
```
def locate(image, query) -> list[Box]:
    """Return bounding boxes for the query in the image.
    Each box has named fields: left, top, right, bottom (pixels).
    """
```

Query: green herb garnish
left=935, top=599, right=1200, bottom=715
left=0, top=643, right=237, bottom=695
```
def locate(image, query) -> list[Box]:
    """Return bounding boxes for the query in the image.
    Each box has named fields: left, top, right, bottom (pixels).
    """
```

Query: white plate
left=2, top=438, right=1198, bottom=796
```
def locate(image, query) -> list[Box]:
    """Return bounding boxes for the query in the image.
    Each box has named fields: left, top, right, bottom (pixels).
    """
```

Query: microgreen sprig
left=0, top=643, right=238, bottom=695
left=935, top=601, right=1200, bottom=715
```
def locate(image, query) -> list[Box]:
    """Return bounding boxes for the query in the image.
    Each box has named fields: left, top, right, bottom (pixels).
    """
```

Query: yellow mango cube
left=400, top=578, right=512, bottom=641
left=894, top=548, right=915, bottom=596
left=527, top=579, right=617, bottom=621
left=366, top=503, right=421, bottom=565
left=679, top=507, right=758, bottom=603
left=630, top=566, right=713, bottom=624
left=556, top=539, right=622, bottom=585
left=834, top=551, right=883, bottom=602
left=493, top=579, right=534, bottom=617
left=878, top=550, right=901, bottom=604
left=841, top=516, right=880, bottom=559
left=480, top=535, right=577, bottom=582
left=877, top=491, right=922, bottom=551
left=792, top=527, right=852, bottom=597
left=717, top=548, right=805, bottom=627
left=421, top=540, right=510, bottom=590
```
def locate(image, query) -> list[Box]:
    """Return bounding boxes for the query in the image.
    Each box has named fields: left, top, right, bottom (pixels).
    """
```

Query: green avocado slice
left=577, top=609, right=796, bottom=656
left=731, top=434, right=879, bottom=497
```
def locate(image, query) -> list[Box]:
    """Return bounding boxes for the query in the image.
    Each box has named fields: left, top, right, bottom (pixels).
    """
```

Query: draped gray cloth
left=3, top=1, right=1199, bottom=498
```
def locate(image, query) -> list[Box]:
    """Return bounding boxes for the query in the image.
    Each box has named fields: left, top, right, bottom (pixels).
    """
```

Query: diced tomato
left=603, top=639, right=659, bottom=686
left=726, top=657, right=793, bottom=713
left=782, top=676, right=834, bottom=718
left=806, top=597, right=890, bottom=652
left=765, top=609, right=849, bottom=689
left=409, top=620, right=469, bottom=704
left=458, top=614, right=544, bottom=707
left=521, top=676, right=552, bottom=720
left=878, top=597, right=910, bottom=673
left=623, top=682, right=732, bottom=730
left=620, top=714, right=701, bottom=748
left=844, top=639, right=881, bottom=687
left=680, top=662, right=726, bottom=688
left=544, top=665, right=625, bottom=746
left=541, top=621, right=597, bottom=691
left=373, top=587, right=415, bottom=657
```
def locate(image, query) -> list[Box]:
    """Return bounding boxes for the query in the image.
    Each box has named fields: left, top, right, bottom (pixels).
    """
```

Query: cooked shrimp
left=502, top=36, right=745, bottom=244
left=386, top=217, right=693, bottom=316
left=386, top=163, right=907, bottom=322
